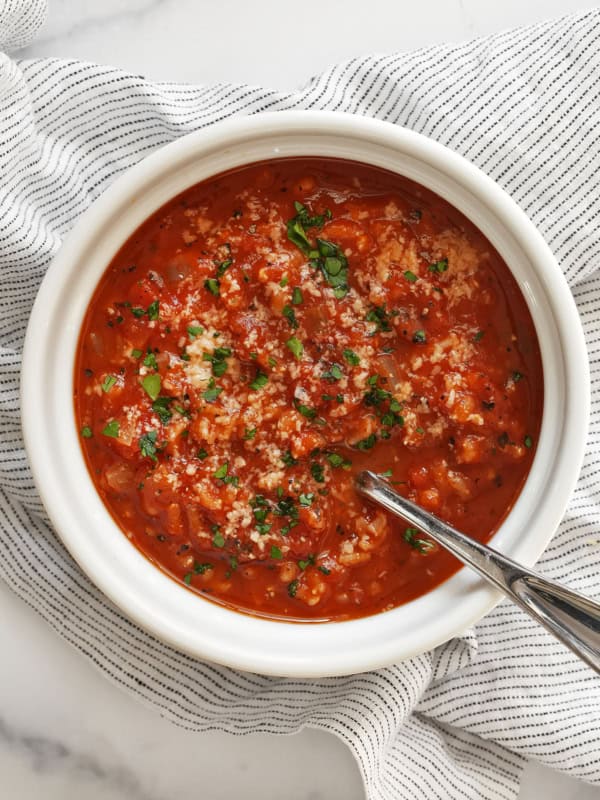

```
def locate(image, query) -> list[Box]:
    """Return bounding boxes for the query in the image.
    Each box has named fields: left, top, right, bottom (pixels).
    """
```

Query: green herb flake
left=403, top=270, right=418, bottom=283
left=343, top=349, right=360, bottom=366
left=214, top=462, right=229, bottom=480
left=282, top=450, right=298, bottom=468
left=355, top=433, right=377, bottom=451
left=270, top=546, right=283, bottom=560
left=282, top=304, right=298, bottom=329
left=279, top=277, right=289, bottom=288
left=412, top=329, right=427, bottom=344
left=197, top=447, right=209, bottom=460
left=212, top=529, right=225, bottom=548
left=141, top=373, right=161, bottom=401
left=101, top=420, right=119, bottom=438
left=80, top=426, right=93, bottom=439
left=216, top=259, right=233, bottom=278
left=187, top=325, right=204, bottom=339
left=310, top=461, right=325, bottom=483
left=101, top=375, right=117, bottom=393
left=295, top=401, right=316, bottom=420
left=291, top=287, right=303, bottom=305
left=183, top=573, right=192, bottom=585
left=428, top=258, right=449, bottom=274
left=366, top=305, right=392, bottom=333
left=318, top=566, right=331, bottom=575
left=524, top=435, right=533, bottom=448
left=287, top=579, right=299, bottom=598
left=321, top=363, right=343, bottom=382
left=143, top=351, right=158, bottom=370
left=146, top=300, right=160, bottom=321
left=380, top=469, right=393, bottom=478
left=203, top=379, right=223, bottom=402
left=204, top=278, right=220, bottom=296
left=298, top=493, right=314, bottom=507
left=243, top=427, right=257, bottom=440
left=286, top=336, right=304, bottom=360
left=404, top=527, right=437, bottom=554
left=256, top=522, right=272, bottom=535
left=131, top=348, right=143, bottom=359
left=152, top=396, right=173, bottom=425
left=473, top=330, right=485, bottom=342
left=139, top=430, right=158, bottom=462
left=512, top=371, right=523, bottom=383
left=250, top=372, right=268, bottom=391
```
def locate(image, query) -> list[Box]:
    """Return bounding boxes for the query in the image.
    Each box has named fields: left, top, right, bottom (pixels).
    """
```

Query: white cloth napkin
left=2, top=2, right=600, bottom=797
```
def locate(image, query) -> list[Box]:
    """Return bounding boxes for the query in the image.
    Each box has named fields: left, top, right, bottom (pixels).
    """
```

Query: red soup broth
left=74, top=158, right=543, bottom=621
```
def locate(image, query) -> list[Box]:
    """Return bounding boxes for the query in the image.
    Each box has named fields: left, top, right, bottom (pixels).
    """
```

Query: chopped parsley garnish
left=250, top=372, right=268, bottom=391
left=524, top=435, right=533, bottom=448
left=327, top=452, right=351, bottom=469
left=101, top=375, right=117, bottom=393
left=286, top=201, right=330, bottom=253
left=343, top=349, right=360, bottom=366
left=152, top=396, right=173, bottom=424
left=473, top=330, right=485, bottom=342
left=187, top=325, right=204, bottom=339
left=141, top=373, right=161, bottom=400
left=310, top=461, right=325, bottom=482
left=298, top=555, right=315, bottom=570
left=403, top=270, right=418, bottom=283
left=286, top=336, right=303, bottom=359
left=256, top=523, right=272, bottom=535
left=282, top=450, right=298, bottom=467
left=101, top=420, right=119, bottom=438
left=279, top=276, right=289, bottom=287
left=204, top=278, right=220, bottom=296
left=270, top=546, right=283, bottom=560
left=203, top=378, right=223, bottom=402
left=139, top=430, right=158, bottom=462
left=355, top=434, right=377, bottom=451
left=512, top=371, right=523, bottom=382
left=428, top=258, right=449, bottom=274
left=212, top=529, right=225, bottom=548
left=243, top=427, right=257, bottom=440
left=294, top=400, right=316, bottom=419
left=404, top=527, right=436, bottom=554
left=183, top=561, right=213, bottom=584
left=143, top=351, right=158, bottom=370
left=80, top=426, right=93, bottom=438
left=318, top=565, right=331, bottom=575
left=131, top=348, right=143, bottom=359
left=282, top=304, right=298, bottom=329
left=291, top=287, right=303, bottom=305
left=197, top=447, right=208, bottom=460
left=287, top=579, right=299, bottom=598
left=147, top=300, right=159, bottom=321
left=321, top=363, right=343, bottom=382
left=214, top=462, right=228, bottom=480
left=299, top=493, right=314, bottom=507
left=203, top=346, right=232, bottom=377
left=216, top=258, right=233, bottom=278
left=380, top=469, right=393, bottom=478
left=366, top=305, right=393, bottom=333
left=412, top=329, right=427, bottom=344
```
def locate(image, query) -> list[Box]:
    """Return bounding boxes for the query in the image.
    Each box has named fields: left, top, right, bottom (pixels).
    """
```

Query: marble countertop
left=4, top=1, right=600, bottom=797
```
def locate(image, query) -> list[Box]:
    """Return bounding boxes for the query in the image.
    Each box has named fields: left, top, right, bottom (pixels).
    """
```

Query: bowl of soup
left=21, top=112, right=589, bottom=676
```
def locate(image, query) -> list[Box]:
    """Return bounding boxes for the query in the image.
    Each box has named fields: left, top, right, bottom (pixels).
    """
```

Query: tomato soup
left=74, top=158, right=543, bottom=621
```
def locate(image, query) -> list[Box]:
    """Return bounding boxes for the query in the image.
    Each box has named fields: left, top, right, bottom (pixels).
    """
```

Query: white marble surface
left=4, top=0, right=600, bottom=798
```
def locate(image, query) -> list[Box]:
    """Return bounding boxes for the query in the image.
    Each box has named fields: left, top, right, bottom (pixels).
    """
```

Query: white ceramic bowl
left=21, top=112, right=589, bottom=677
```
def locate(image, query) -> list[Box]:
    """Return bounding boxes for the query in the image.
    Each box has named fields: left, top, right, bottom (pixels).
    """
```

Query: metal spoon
left=356, top=470, right=600, bottom=674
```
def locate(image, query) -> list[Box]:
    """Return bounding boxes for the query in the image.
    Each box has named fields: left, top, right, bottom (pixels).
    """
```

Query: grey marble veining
left=4, top=0, right=600, bottom=798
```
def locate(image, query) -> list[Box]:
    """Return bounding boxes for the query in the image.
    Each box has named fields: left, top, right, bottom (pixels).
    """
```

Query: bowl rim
left=20, top=111, right=590, bottom=676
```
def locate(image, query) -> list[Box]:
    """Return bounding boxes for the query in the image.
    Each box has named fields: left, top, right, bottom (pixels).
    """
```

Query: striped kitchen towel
left=1, top=2, right=599, bottom=797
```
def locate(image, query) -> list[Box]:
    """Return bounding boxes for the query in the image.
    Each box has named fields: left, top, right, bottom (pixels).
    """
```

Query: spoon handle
left=356, top=470, right=600, bottom=674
